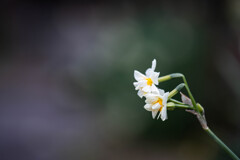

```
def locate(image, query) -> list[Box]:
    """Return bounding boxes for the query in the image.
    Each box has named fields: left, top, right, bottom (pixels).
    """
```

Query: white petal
left=150, top=72, right=160, bottom=85
left=152, top=103, right=160, bottom=110
left=162, top=92, right=169, bottom=105
left=160, top=106, right=168, bottom=121
left=152, top=110, right=158, bottom=119
left=152, top=90, right=159, bottom=94
left=145, top=95, right=158, bottom=104
left=133, top=82, right=138, bottom=87
left=157, top=111, right=161, bottom=119
left=150, top=85, right=159, bottom=93
left=142, top=85, right=151, bottom=92
left=134, top=70, right=146, bottom=81
left=144, top=104, right=152, bottom=111
left=137, top=80, right=147, bottom=87
left=137, top=90, right=145, bottom=98
left=158, top=89, right=165, bottom=96
left=145, top=68, right=153, bottom=77
left=151, top=88, right=160, bottom=94
left=133, top=82, right=140, bottom=90
left=151, top=59, right=156, bottom=71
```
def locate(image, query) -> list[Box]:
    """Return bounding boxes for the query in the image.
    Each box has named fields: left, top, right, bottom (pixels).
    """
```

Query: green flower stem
left=158, top=73, right=239, bottom=159
left=158, top=75, right=172, bottom=83
left=170, top=73, right=198, bottom=111
left=175, top=104, right=193, bottom=109
left=169, top=98, right=185, bottom=105
left=204, top=128, right=240, bottom=160
left=158, top=73, right=198, bottom=112
left=167, top=102, right=193, bottom=110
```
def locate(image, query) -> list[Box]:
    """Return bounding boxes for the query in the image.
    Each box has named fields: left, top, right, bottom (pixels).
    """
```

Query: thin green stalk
left=167, top=102, right=193, bottom=110
left=170, top=73, right=198, bottom=111
left=204, top=128, right=239, bottom=160
left=158, top=73, right=197, bottom=110
left=174, top=104, right=193, bottom=109
left=158, top=73, right=239, bottom=159
left=169, top=98, right=185, bottom=105
left=158, top=75, right=171, bottom=82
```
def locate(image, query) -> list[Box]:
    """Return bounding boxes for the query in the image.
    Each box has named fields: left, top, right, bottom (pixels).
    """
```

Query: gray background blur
left=0, top=1, right=240, bottom=160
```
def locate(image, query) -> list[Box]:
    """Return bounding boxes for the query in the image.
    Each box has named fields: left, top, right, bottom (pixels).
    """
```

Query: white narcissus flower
left=144, top=89, right=169, bottom=121
left=133, top=59, right=160, bottom=98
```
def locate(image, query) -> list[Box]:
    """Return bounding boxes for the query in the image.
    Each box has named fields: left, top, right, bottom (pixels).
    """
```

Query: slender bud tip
left=176, top=83, right=185, bottom=91
left=170, top=73, right=184, bottom=78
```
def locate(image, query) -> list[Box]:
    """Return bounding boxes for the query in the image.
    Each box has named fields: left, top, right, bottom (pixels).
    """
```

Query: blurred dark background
left=0, top=1, right=240, bottom=160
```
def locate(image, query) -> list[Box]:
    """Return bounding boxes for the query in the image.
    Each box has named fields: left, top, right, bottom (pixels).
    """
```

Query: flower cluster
left=133, top=60, right=240, bottom=159
left=133, top=59, right=169, bottom=121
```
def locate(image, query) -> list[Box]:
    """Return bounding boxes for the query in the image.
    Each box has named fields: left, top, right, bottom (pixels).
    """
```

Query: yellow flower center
left=146, top=78, right=153, bottom=86
left=153, top=98, right=163, bottom=111
left=156, top=98, right=163, bottom=106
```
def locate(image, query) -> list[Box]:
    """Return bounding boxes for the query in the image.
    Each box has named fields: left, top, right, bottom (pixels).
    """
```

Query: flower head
left=133, top=59, right=160, bottom=98
left=144, top=89, right=169, bottom=121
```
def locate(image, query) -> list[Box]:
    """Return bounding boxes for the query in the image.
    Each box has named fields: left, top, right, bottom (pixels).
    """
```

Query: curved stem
left=170, top=73, right=198, bottom=110
left=204, top=128, right=239, bottom=160
left=174, top=104, right=193, bottom=109
left=158, top=73, right=239, bottom=159
left=158, top=73, right=197, bottom=109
